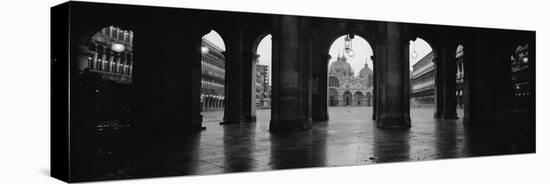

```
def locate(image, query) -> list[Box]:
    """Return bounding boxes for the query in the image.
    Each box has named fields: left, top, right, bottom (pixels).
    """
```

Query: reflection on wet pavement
left=89, top=107, right=532, bottom=181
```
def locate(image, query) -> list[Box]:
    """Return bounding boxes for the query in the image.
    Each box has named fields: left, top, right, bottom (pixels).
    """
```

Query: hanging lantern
left=344, top=34, right=355, bottom=57
left=411, top=40, right=418, bottom=59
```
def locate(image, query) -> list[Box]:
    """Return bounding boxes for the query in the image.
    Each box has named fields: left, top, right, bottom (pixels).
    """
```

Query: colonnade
left=69, top=4, right=535, bottom=135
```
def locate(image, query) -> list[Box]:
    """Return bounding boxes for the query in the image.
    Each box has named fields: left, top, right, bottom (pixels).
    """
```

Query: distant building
left=411, top=52, right=435, bottom=107
left=456, top=45, right=464, bottom=108
left=78, top=26, right=134, bottom=83
left=328, top=53, right=373, bottom=106
left=200, top=39, right=226, bottom=111
left=507, top=44, right=531, bottom=112
left=411, top=48, right=468, bottom=108
left=75, top=25, right=134, bottom=128
left=256, top=64, right=271, bottom=108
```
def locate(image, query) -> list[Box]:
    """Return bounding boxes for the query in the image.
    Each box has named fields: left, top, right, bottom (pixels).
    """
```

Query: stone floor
left=92, top=107, right=533, bottom=181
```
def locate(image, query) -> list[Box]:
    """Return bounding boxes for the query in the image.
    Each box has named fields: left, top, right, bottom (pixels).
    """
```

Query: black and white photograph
left=1, top=0, right=549, bottom=184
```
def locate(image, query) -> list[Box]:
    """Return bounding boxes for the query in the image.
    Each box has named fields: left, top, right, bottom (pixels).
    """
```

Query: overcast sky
left=203, top=30, right=432, bottom=85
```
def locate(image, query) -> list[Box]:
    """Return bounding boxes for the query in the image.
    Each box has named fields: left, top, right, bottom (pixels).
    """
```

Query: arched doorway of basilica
left=343, top=91, right=352, bottom=106
left=354, top=91, right=363, bottom=106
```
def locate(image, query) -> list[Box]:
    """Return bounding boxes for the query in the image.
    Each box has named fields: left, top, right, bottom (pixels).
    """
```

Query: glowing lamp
left=201, top=46, right=209, bottom=54
left=111, top=43, right=125, bottom=52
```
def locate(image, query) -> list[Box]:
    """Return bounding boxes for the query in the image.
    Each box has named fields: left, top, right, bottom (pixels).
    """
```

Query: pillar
left=221, top=20, right=256, bottom=125
left=115, top=53, right=122, bottom=73
left=375, top=22, right=411, bottom=129
left=128, top=55, right=133, bottom=75
left=269, top=15, right=313, bottom=132
left=372, top=55, right=378, bottom=120
left=433, top=51, right=444, bottom=118
left=91, top=45, right=98, bottom=70
left=109, top=51, right=115, bottom=72
left=440, top=40, right=458, bottom=119
left=100, top=47, right=107, bottom=70
left=131, top=17, right=205, bottom=135
left=462, top=31, right=496, bottom=124
left=311, top=51, right=330, bottom=121
left=122, top=54, right=128, bottom=74
left=249, top=53, right=258, bottom=120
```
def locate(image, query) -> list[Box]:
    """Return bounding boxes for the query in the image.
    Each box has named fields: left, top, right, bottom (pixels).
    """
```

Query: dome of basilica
left=359, top=61, right=373, bottom=87
left=359, top=63, right=372, bottom=79
left=329, top=53, right=353, bottom=77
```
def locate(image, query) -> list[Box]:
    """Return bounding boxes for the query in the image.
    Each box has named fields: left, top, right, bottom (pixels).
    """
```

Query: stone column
left=91, top=45, right=98, bottom=70
left=375, top=22, right=411, bottom=129
left=372, top=55, right=378, bottom=120
left=462, top=31, right=496, bottom=124
left=115, top=53, right=122, bottom=73
left=121, top=54, right=127, bottom=74
left=248, top=53, right=258, bottom=121
left=109, top=51, right=115, bottom=72
left=441, top=40, right=458, bottom=119
left=100, top=47, right=107, bottom=71
left=311, top=52, right=330, bottom=121
left=433, top=51, right=444, bottom=118
left=131, top=18, right=205, bottom=135
left=128, top=55, right=133, bottom=75
left=221, top=21, right=256, bottom=125
left=269, top=15, right=313, bottom=132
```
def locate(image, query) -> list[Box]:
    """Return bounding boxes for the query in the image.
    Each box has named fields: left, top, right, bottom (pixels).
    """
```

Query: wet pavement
left=93, top=107, right=533, bottom=180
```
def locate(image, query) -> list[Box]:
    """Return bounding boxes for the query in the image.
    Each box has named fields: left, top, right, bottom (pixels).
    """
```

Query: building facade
left=78, top=26, right=134, bottom=83
left=74, top=25, right=135, bottom=130
left=411, top=52, right=436, bottom=107
left=507, top=44, right=531, bottom=112
left=200, top=39, right=226, bottom=111
left=456, top=45, right=465, bottom=109
left=327, top=54, right=373, bottom=107
left=256, top=64, right=271, bottom=108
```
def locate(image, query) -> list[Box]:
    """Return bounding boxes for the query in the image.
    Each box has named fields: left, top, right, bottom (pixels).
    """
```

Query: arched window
left=354, top=91, right=364, bottom=105
left=343, top=91, right=352, bottom=106
left=329, top=76, right=339, bottom=87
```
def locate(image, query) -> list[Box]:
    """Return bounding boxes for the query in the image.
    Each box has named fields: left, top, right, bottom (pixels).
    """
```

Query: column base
left=190, top=114, right=206, bottom=131
left=442, top=112, right=458, bottom=119
left=220, top=115, right=256, bottom=125
left=269, top=119, right=312, bottom=133
left=376, top=117, right=411, bottom=129
left=433, top=112, right=442, bottom=118
left=312, top=113, right=329, bottom=121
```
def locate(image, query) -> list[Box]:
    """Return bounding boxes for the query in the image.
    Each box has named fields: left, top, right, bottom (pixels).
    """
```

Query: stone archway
left=354, top=91, right=363, bottom=106
left=343, top=91, right=352, bottom=106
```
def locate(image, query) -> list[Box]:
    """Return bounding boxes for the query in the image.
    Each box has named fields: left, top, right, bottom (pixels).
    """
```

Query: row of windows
left=87, top=52, right=133, bottom=75
left=101, top=26, right=133, bottom=44
left=412, top=78, right=434, bottom=91
left=201, top=80, right=224, bottom=90
left=201, top=61, right=225, bottom=79
left=202, top=54, right=225, bottom=69
left=412, top=62, right=434, bottom=79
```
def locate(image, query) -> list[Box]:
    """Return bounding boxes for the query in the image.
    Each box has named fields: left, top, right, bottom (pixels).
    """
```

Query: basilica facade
left=328, top=54, right=373, bottom=106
